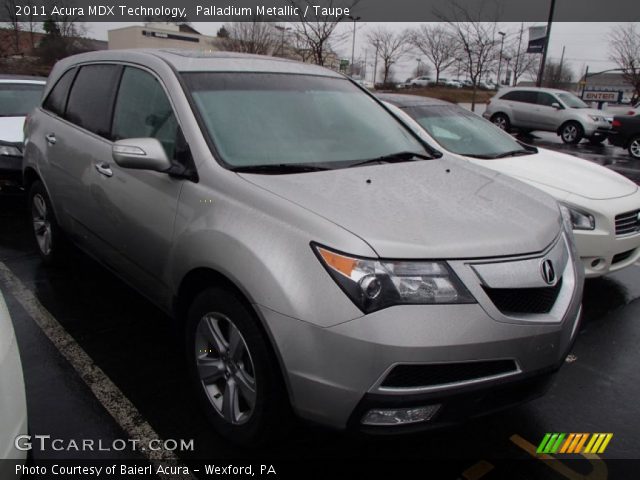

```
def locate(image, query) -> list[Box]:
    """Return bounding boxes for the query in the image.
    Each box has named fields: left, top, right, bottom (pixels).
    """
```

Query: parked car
left=409, top=75, right=433, bottom=87
left=484, top=87, right=612, bottom=145
left=24, top=50, right=582, bottom=444
left=609, top=114, right=640, bottom=159
left=0, top=75, right=46, bottom=193
left=447, top=79, right=463, bottom=88
left=380, top=93, right=640, bottom=277
left=0, top=289, right=28, bottom=473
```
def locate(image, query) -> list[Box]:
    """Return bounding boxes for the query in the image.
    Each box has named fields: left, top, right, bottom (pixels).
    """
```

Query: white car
left=0, top=75, right=46, bottom=193
left=0, top=289, right=27, bottom=471
left=380, top=94, right=640, bottom=277
left=409, top=76, right=433, bottom=87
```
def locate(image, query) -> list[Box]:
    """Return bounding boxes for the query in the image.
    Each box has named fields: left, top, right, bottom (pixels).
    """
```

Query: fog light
left=361, top=404, right=441, bottom=426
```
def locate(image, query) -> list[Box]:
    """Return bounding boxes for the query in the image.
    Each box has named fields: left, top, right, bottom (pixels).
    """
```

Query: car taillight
left=612, top=119, right=622, bottom=128
left=628, top=111, right=636, bottom=115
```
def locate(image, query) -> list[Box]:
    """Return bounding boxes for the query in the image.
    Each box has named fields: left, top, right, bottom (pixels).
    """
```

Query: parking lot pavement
left=1, top=139, right=640, bottom=478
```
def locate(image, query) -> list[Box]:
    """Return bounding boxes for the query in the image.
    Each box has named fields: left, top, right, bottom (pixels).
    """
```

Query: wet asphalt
left=1, top=135, right=639, bottom=479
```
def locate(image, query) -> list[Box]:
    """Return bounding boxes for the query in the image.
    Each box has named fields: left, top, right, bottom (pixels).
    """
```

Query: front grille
left=483, top=278, right=563, bottom=315
left=615, top=209, right=640, bottom=236
left=612, top=249, right=635, bottom=265
left=381, top=360, right=518, bottom=389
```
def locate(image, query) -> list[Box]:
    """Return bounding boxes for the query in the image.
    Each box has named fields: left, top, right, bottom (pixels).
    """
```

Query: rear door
left=500, top=90, right=537, bottom=128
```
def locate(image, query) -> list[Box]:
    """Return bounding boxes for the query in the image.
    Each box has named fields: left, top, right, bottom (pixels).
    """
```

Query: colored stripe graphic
left=537, top=433, right=613, bottom=454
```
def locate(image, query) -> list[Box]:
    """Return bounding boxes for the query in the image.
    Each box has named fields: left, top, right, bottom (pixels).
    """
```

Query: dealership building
left=108, top=23, right=219, bottom=51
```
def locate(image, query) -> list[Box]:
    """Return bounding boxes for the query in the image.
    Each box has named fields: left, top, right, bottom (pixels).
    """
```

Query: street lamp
left=503, top=56, right=511, bottom=85
left=348, top=15, right=361, bottom=77
left=416, top=57, right=422, bottom=76
left=497, top=31, right=506, bottom=86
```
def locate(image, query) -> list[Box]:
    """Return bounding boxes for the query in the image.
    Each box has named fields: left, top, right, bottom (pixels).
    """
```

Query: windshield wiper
left=349, top=151, right=433, bottom=168
left=232, top=163, right=330, bottom=174
left=490, top=149, right=536, bottom=159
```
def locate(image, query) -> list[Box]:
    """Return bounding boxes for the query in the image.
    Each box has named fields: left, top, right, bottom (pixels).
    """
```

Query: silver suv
left=484, top=87, right=613, bottom=144
left=24, top=50, right=583, bottom=444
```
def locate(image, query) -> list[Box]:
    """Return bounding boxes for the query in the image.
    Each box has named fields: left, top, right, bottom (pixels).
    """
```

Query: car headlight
left=313, top=244, right=475, bottom=313
left=0, top=145, right=22, bottom=157
left=560, top=204, right=595, bottom=231
left=588, top=115, right=604, bottom=122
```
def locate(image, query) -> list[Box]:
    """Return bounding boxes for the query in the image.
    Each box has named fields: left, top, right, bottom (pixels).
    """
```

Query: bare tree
left=437, top=3, right=501, bottom=111
left=505, top=23, right=539, bottom=86
left=542, top=59, right=574, bottom=88
left=408, top=24, right=459, bottom=84
left=218, top=20, right=277, bottom=55
left=289, top=0, right=355, bottom=66
left=3, top=0, right=21, bottom=54
left=367, top=26, right=410, bottom=85
left=609, top=23, right=640, bottom=104
left=36, top=1, right=86, bottom=65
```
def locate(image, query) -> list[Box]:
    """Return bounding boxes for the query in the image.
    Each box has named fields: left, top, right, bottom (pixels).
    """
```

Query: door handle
left=45, top=133, right=56, bottom=145
left=95, top=163, right=113, bottom=177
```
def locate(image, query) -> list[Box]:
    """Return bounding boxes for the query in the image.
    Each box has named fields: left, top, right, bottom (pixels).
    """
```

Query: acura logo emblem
left=541, top=259, right=556, bottom=285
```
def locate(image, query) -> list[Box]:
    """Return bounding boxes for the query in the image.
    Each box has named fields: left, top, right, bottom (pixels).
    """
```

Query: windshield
left=401, top=104, right=530, bottom=158
left=556, top=92, right=588, bottom=109
left=0, top=83, right=44, bottom=117
left=182, top=73, right=428, bottom=170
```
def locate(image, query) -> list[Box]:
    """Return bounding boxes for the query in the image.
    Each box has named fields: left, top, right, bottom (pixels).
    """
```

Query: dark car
left=0, top=75, right=46, bottom=193
left=609, top=114, right=640, bottom=159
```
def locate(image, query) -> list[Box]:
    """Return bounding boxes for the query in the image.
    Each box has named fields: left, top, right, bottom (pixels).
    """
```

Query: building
left=108, top=23, right=219, bottom=51
left=583, top=72, right=636, bottom=103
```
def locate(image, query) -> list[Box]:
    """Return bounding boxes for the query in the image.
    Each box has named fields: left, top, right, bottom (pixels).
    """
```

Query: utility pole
left=497, top=31, right=506, bottom=86
left=348, top=15, right=361, bottom=77
left=536, top=0, right=556, bottom=87
left=373, top=42, right=379, bottom=86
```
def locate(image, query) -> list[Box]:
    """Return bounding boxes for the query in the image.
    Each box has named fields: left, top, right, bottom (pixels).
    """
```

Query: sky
left=85, top=21, right=622, bottom=83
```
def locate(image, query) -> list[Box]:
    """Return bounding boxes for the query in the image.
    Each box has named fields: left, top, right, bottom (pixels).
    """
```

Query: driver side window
left=111, top=67, right=178, bottom=159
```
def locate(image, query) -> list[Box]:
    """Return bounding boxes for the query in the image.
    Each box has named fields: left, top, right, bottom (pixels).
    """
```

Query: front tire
left=560, top=121, right=584, bottom=144
left=186, top=286, right=291, bottom=445
left=28, top=181, right=65, bottom=265
left=491, top=113, right=510, bottom=131
left=628, top=135, right=640, bottom=159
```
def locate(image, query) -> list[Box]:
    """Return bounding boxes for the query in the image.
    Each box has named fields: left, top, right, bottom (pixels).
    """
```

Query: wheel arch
left=173, top=267, right=295, bottom=404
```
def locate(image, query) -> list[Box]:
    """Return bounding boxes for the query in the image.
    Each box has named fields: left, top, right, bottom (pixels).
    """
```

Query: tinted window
left=0, top=83, right=44, bottom=117
left=501, top=91, right=537, bottom=103
left=183, top=73, right=426, bottom=168
left=42, top=68, right=76, bottom=116
left=112, top=67, right=178, bottom=159
left=537, top=92, right=557, bottom=107
left=66, top=64, right=121, bottom=138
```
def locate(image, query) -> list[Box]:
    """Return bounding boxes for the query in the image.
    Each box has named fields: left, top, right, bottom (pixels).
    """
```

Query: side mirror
left=112, top=138, right=172, bottom=172
left=551, top=102, right=562, bottom=109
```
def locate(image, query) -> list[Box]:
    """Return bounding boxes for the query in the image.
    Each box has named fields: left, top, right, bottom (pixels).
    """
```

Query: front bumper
left=258, top=236, right=583, bottom=430
left=569, top=192, right=640, bottom=277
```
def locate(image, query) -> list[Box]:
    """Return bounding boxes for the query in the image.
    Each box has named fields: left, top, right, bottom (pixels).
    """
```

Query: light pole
left=497, top=31, right=506, bottom=86
left=348, top=15, right=361, bottom=77
left=416, top=58, right=422, bottom=76
left=537, top=0, right=557, bottom=87
left=503, top=56, right=511, bottom=85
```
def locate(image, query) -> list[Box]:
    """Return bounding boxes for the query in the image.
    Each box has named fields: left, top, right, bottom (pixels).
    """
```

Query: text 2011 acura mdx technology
left=23, top=50, right=583, bottom=444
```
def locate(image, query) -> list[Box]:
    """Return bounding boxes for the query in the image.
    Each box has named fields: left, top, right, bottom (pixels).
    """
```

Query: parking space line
left=0, top=261, right=194, bottom=480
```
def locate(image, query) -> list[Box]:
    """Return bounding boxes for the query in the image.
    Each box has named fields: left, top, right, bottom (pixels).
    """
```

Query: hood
left=580, top=108, right=613, bottom=118
left=0, top=117, right=26, bottom=143
left=469, top=148, right=638, bottom=200
left=239, top=157, right=561, bottom=259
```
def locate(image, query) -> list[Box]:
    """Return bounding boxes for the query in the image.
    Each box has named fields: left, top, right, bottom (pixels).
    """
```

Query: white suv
left=484, top=87, right=612, bottom=145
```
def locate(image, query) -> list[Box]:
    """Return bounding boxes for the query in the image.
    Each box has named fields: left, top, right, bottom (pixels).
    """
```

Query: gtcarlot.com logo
left=536, top=433, right=613, bottom=455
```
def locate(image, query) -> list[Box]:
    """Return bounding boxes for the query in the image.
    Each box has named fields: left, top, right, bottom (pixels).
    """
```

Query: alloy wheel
left=31, top=194, right=52, bottom=256
left=630, top=138, right=640, bottom=158
left=562, top=124, right=578, bottom=142
left=493, top=116, right=507, bottom=130
left=194, top=312, right=257, bottom=425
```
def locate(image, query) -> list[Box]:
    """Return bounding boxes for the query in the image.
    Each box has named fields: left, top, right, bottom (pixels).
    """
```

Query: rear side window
left=42, top=68, right=76, bottom=116
left=66, top=64, right=121, bottom=138
left=112, top=67, right=178, bottom=159
left=501, top=91, right=537, bottom=104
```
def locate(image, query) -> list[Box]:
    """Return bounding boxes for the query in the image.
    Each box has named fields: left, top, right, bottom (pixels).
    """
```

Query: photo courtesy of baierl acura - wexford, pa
left=20, top=49, right=584, bottom=444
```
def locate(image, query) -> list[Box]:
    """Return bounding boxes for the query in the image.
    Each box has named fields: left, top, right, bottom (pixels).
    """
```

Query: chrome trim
left=370, top=359, right=522, bottom=395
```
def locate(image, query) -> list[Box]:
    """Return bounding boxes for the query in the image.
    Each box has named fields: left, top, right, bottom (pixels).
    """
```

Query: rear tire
left=628, top=135, right=640, bottom=159
left=560, top=121, right=584, bottom=144
left=28, top=181, right=66, bottom=265
left=185, top=286, right=292, bottom=446
left=491, top=113, right=511, bottom=131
